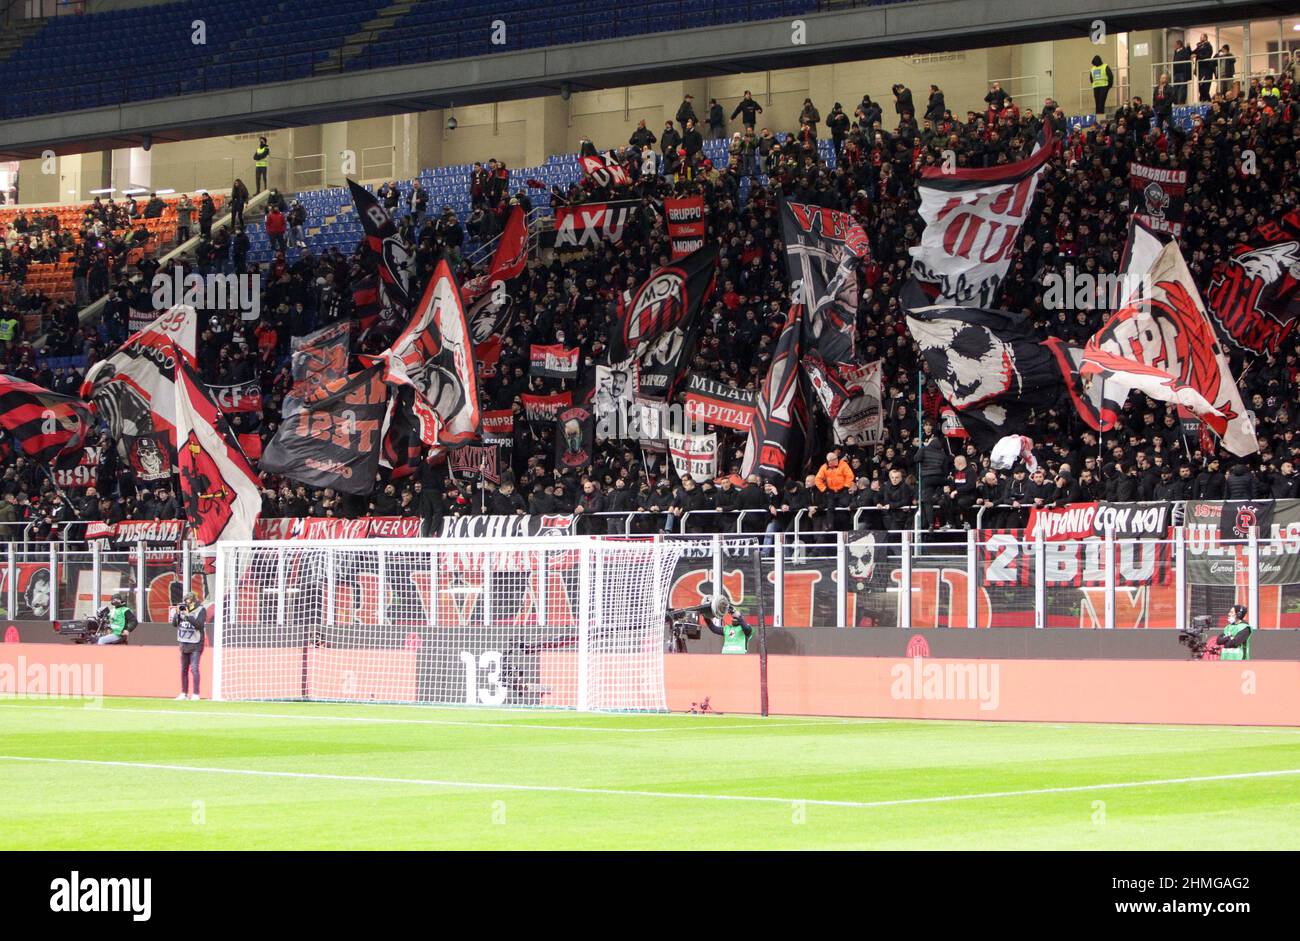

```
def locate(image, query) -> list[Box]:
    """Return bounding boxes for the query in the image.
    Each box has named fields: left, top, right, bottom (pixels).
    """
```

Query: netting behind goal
left=212, top=537, right=683, bottom=711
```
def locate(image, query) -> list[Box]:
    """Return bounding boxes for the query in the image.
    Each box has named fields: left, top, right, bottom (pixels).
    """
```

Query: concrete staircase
left=0, top=17, right=45, bottom=63
left=313, top=0, right=418, bottom=75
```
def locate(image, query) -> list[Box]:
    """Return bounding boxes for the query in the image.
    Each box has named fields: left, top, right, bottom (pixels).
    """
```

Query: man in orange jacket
left=815, top=451, right=854, bottom=493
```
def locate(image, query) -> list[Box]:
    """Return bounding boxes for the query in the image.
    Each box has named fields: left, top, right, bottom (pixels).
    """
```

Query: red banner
left=665, top=195, right=705, bottom=260
left=520, top=391, right=572, bottom=422
left=529, top=344, right=579, bottom=379
left=252, top=517, right=423, bottom=540
left=481, top=409, right=514, bottom=447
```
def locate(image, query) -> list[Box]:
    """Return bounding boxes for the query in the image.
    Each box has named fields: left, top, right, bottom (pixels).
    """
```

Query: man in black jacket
left=707, top=98, right=726, bottom=140
left=874, top=468, right=910, bottom=534
left=660, top=121, right=682, bottom=158
left=731, top=90, right=762, bottom=130
left=1194, top=33, right=1216, bottom=102
left=676, top=95, right=698, bottom=130
left=629, top=120, right=656, bottom=150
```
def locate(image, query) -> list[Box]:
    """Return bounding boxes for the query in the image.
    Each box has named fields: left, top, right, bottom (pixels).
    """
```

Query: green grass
left=0, top=698, right=1298, bottom=849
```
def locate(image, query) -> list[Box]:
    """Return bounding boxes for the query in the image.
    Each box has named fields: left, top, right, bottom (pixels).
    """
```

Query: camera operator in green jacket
left=1216, top=605, right=1253, bottom=661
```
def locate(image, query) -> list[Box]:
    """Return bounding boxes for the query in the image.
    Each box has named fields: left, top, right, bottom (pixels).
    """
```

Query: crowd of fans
left=0, top=60, right=1298, bottom=542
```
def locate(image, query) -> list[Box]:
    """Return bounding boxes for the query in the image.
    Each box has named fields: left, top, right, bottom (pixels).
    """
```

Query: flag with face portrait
left=81, top=304, right=197, bottom=469
left=904, top=283, right=1063, bottom=450
left=781, top=200, right=870, bottom=363
left=348, top=179, right=414, bottom=311
left=464, top=205, right=529, bottom=346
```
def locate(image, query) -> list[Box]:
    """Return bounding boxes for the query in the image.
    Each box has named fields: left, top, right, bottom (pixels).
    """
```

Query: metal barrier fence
left=1, top=524, right=1286, bottom=631
left=1, top=541, right=203, bottom=625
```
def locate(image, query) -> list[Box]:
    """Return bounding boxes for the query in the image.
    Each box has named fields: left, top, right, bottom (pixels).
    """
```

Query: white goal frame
left=211, top=535, right=682, bottom=712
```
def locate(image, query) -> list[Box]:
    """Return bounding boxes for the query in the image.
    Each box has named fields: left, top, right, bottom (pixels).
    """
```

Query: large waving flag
left=781, top=200, right=870, bottom=363
left=260, top=365, right=389, bottom=495
left=348, top=179, right=414, bottom=311
left=1206, top=209, right=1300, bottom=355
left=174, top=358, right=262, bottom=545
left=372, top=257, right=481, bottom=446
left=1084, top=241, right=1257, bottom=456
left=610, top=243, right=718, bottom=404
left=81, top=304, right=197, bottom=466
left=464, top=204, right=529, bottom=346
left=0, top=376, right=94, bottom=468
left=742, top=305, right=809, bottom=481
left=908, top=130, right=1053, bottom=308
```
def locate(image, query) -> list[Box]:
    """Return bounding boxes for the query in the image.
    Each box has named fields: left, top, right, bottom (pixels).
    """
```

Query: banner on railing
left=683, top=375, right=755, bottom=431
left=1185, top=498, right=1300, bottom=584
left=85, top=520, right=187, bottom=545
left=253, top=517, right=423, bottom=540
left=438, top=515, right=576, bottom=538
left=1026, top=501, right=1171, bottom=541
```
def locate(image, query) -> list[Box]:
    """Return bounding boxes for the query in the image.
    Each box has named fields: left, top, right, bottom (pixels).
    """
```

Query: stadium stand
left=0, top=0, right=832, bottom=118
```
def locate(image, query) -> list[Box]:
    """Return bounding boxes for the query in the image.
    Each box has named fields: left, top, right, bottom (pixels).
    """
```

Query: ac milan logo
left=625, top=271, right=685, bottom=349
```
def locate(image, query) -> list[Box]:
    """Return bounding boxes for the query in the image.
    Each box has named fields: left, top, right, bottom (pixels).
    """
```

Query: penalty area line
left=1, top=755, right=1298, bottom=810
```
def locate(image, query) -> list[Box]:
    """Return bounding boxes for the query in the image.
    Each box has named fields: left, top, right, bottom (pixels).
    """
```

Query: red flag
left=174, top=357, right=262, bottom=545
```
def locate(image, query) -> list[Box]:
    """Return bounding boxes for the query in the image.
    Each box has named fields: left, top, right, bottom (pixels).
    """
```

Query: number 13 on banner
left=460, top=650, right=505, bottom=705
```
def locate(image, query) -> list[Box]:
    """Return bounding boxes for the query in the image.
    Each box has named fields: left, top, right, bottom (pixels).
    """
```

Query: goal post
left=211, top=536, right=685, bottom=712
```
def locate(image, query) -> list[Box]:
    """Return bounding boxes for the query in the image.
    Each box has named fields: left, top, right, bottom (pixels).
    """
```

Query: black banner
left=611, top=243, right=718, bottom=404
left=260, top=365, right=389, bottom=494
left=780, top=200, right=869, bottom=363
left=1130, top=162, right=1188, bottom=238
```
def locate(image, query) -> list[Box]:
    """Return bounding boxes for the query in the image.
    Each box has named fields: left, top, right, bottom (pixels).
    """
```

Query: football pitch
left=1, top=698, right=1297, bottom=850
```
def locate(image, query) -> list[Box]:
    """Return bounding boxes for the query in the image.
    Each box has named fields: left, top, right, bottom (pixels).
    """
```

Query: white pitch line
left=0, top=703, right=848, bottom=734
left=1, top=755, right=1298, bottom=810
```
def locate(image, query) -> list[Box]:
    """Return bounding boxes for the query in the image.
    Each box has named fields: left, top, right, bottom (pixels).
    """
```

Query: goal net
left=211, top=536, right=684, bottom=711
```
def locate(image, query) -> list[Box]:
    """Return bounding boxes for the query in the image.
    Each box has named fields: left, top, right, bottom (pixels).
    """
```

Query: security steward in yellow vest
left=1090, top=55, right=1114, bottom=116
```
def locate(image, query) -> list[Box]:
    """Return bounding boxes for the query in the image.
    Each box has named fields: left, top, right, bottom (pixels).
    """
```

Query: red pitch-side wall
left=3, top=644, right=1298, bottom=726
left=664, top=655, right=1300, bottom=726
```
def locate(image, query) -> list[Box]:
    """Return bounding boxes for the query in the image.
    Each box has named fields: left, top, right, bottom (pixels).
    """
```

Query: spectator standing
left=707, top=98, right=726, bottom=140
left=176, top=193, right=193, bottom=242
left=265, top=204, right=287, bottom=253
left=1194, top=34, right=1216, bottom=102
left=731, top=90, right=763, bottom=130
left=198, top=192, right=215, bottom=239
left=1171, top=39, right=1193, bottom=103
left=230, top=178, right=248, bottom=228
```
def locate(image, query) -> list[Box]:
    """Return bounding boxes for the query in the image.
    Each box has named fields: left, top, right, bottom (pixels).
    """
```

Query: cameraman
left=1216, top=604, right=1253, bottom=661
left=174, top=592, right=208, bottom=700
left=95, top=592, right=137, bottom=645
left=700, top=596, right=753, bottom=655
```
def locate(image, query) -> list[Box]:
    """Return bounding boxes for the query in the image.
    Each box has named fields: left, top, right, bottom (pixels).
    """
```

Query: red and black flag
left=464, top=204, right=529, bottom=346
left=780, top=200, right=870, bottom=363
left=284, top=320, right=352, bottom=421
left=529, top=344, right=580, bottom=380
left=373, top=257, right=481, bottom=447
left=903, top=281, right=1065, bottom=450
left=260, top=365, right=389, bottom=495
left=554, top=405, right=594, bottom=472
left=348, top=179, right=415, bottom=310
left=0, top=376, right=93, bottom=469
left=1206, top=209, right=1300, bottom=355
left=173, top=358, right=262, bottom=545
left=741, top=306, right=809, bottom=482
left=611, top=242, right=719, bottom=404
left=579, top=153, right=631, bottom=189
